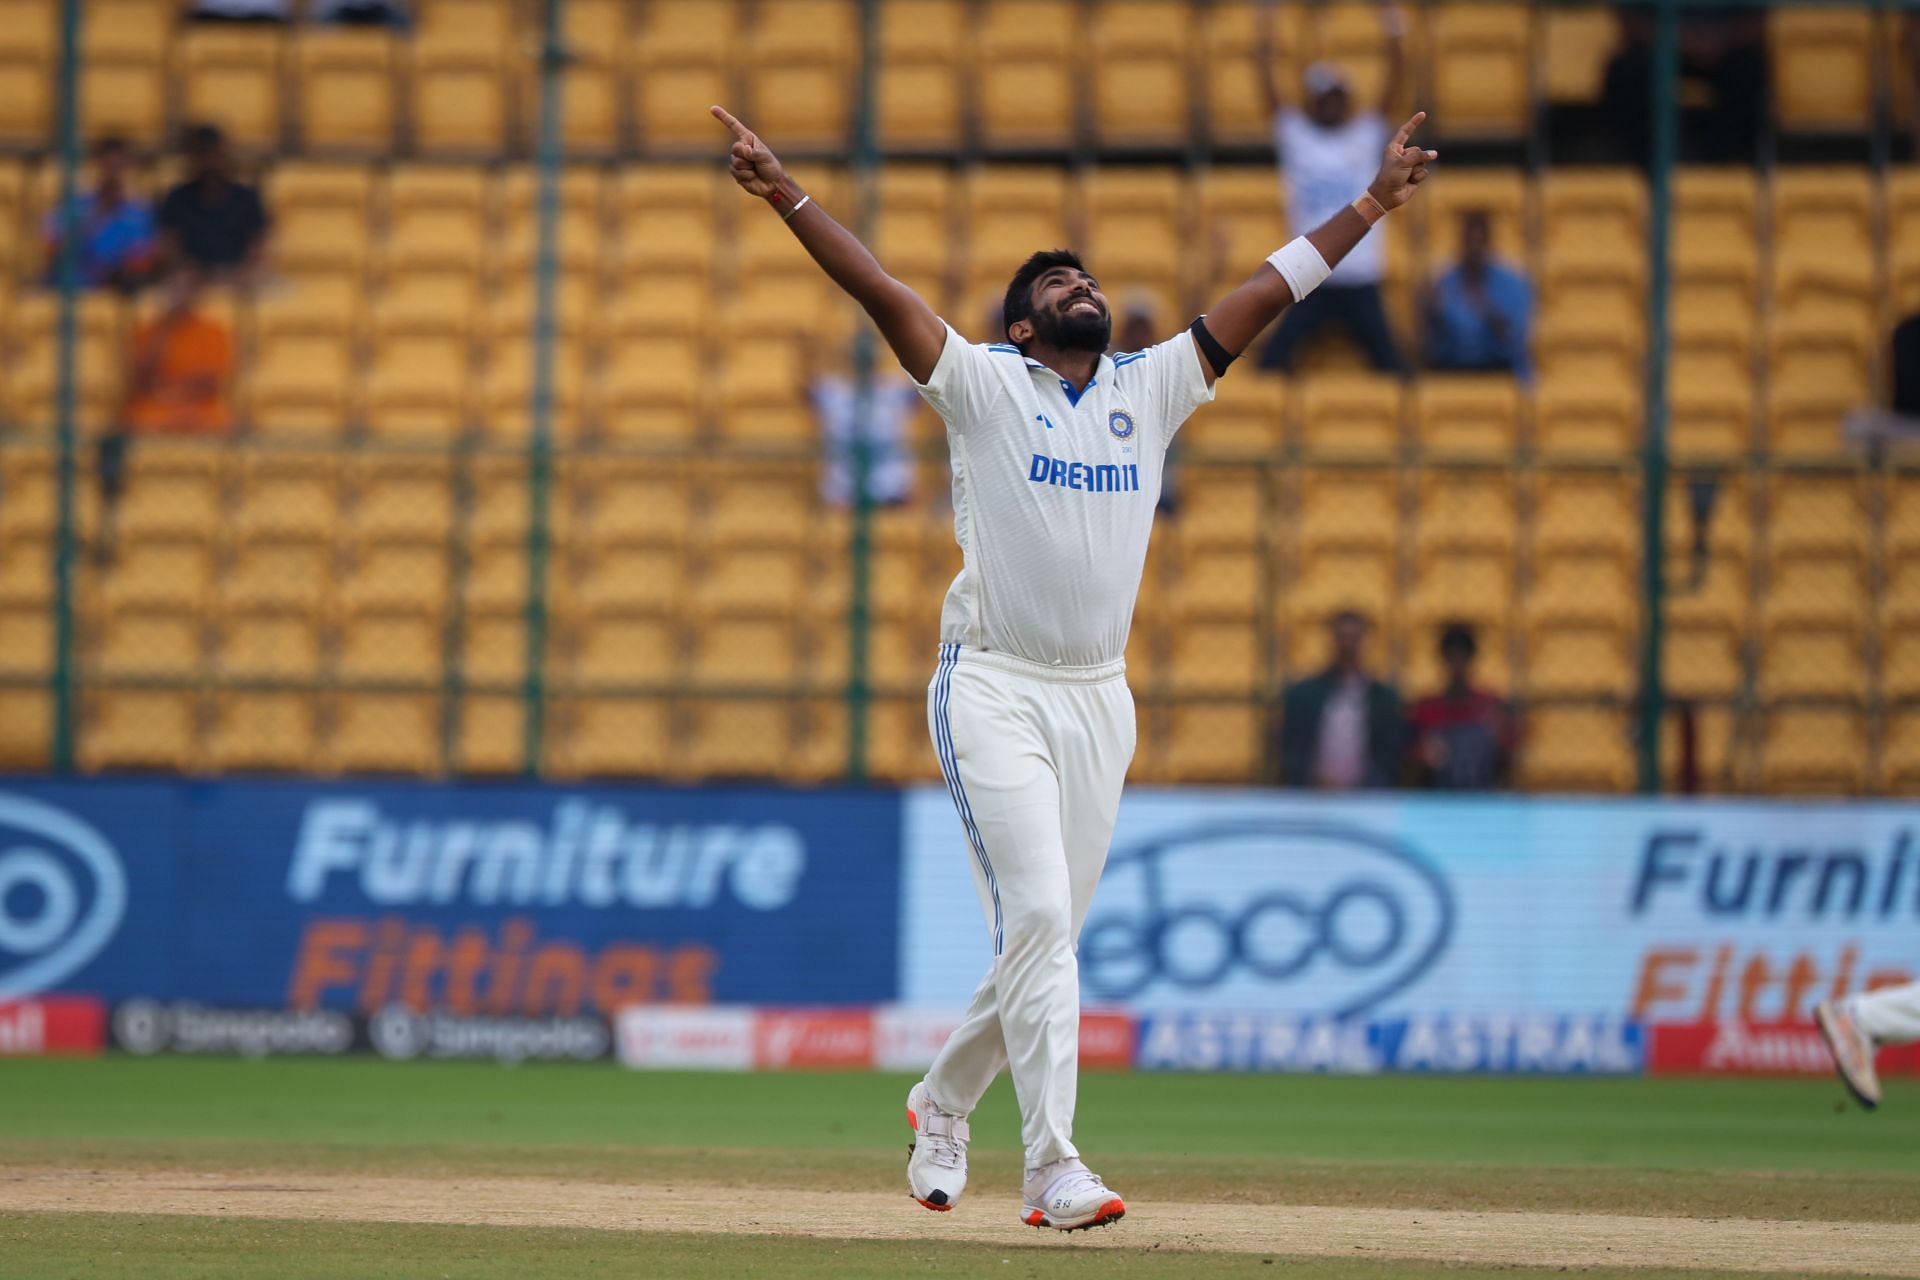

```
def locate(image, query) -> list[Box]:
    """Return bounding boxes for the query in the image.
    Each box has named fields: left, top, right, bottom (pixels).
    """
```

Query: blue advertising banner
left=0, top=779, right=902, bottom=1017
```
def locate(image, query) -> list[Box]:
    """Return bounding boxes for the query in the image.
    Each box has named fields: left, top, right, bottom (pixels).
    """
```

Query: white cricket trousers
left=922, top=643, right=1134, bottom=1170
left=1853, top=980, right=1920, bottom=1045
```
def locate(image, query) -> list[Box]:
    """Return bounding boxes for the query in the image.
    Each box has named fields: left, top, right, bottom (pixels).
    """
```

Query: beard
left=1029, top=300, right=1111, bottom=352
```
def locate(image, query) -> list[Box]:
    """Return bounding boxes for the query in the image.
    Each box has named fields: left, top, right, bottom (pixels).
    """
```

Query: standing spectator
left=1424, top=209, right=1533, bottom=382
left=41, top=137, right=156, bottom=293
left=1254, top=1, right=1407, bottom=373
left=157, top=125, right=270, bottom=288
left=1406, top=623, right=1516, bottom=790
left=805, top=339, right=919, bottom=509
left=1268, top=610, right=1404, bottom=789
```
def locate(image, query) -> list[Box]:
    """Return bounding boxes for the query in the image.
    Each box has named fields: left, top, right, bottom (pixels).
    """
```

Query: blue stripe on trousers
left=934, top=643, right=1002, bottom=955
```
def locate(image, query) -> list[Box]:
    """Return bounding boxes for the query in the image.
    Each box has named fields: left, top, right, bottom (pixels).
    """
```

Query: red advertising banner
left=1078, top=1010, right=1137, bottom=1071
left=754, top=1009, right=875, bottom=1070
left=0, top=997, right=108, bottom=1057
left=1648, top=1021, right=1920, bottom=1076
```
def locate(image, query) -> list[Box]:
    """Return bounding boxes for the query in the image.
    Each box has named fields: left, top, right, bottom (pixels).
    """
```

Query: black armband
left=1189, top=316, right=1236, bottom=379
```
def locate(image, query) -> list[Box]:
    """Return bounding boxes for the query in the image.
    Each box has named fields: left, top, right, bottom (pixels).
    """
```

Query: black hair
left=183, top=123, right=225, bottom=153
left=1001, top=249, right=1088, bottom=344
left=94, top=136, right=129, bottom=158
left=1438, top=621, right=1478, bottom=657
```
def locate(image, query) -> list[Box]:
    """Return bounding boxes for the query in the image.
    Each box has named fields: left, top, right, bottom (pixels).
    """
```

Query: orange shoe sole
left=1024, top=1198, right=1126, bottom=1231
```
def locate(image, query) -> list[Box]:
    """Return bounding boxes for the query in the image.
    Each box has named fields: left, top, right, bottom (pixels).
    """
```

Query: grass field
left=1, top=1057, right=1917, bottom=1277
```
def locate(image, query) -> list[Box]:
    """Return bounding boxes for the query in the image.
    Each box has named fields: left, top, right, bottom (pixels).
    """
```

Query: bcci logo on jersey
left=1107, top=409, right=1135, bottom=440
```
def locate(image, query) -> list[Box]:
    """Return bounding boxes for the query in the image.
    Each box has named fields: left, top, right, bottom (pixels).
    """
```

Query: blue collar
left=1024, top=353, right=1113, bottom=407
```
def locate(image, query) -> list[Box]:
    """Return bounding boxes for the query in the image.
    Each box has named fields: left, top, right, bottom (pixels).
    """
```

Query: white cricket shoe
left=1020, top=1157, right=1126, bottom=1231
left=905, top=1081, right=969, bottom=1211
left=1816, top=998, right=1882, bottom=1110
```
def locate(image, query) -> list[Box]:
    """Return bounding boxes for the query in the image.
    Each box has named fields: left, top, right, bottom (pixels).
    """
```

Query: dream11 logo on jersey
left=0, top=793, right=128, bottom=1001
left=1079, top=821, right=1454, bottom=1015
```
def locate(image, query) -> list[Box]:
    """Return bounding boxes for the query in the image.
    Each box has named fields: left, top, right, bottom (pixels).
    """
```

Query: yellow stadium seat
left=1413, top=472, right=1515, bottom=561
left=876, top=0, right=966, bottom=150
left=79, top=690, right=197, bottom=773
left=409, top=0, right=514, bottom=156
left=1175, top=468, right=1266, bottom=548
left=112, top=451, right=223, bottom=542
left=1412, top=376, right=1520, bottom=458
left=1203, top=1, right=1300, bottom=145
left=1668, top=349, right=1752, bottom=460
left=1521, top=707, right=1633, bottom=792
left=975, top=1, right=1078, bottom=150
left=687, top=545, right=804, bottom=618
left=566, top=540, right=688, bottom=615
left=1760, top=709, right=1866, bottom=795
left=1524, top=624, right=1634, bottom=699
left=873, top=165, right=958, bottom=298
left=462, top=540, right=528, bottom=612
left=8, top=292, right=127, bottom=430
left=733, top=171, right=852, bottom=281
left=1297, top=373, right=1403, bottom=457
left=216, top=605, right=322, bottom=682
left=233, top=452, right=338, bottom=541
left=1166, top=619, right=1262, bottom=695
left=94, top=535, right=215, bottom=612
left=1767, top=475, right=1868, bottom=560
left=1766, top=348, right=1860, bottom=459
left=1164, top=704, right=1262, bottom=784
left=0, top=0, right=53, bottom=143
left=269, top=164, right=374, bottom=282
left=614, top=166, right=720, bottom=281
left=549, top=698, right=671, bottom=778
left=691, top=616, right=798, bottom=688
left=716, top=276, right=838, bottom=342
left=518, top=0, right=623, bottom=155
left=347, top=456, right=452, bottom=543
left=340, top=536, right=449, bottom=613
left=91, top=603, right=203, bottom=680
left=686, top=698, right=793, bottom=780
left=803, top=615, right=927, bottom=692
left=1308, top=2, right=1412, bottom=114
left=1297, top=469, right=1397, bottom=553
left=251, top=334, right=355, bottom=440
left=0, top=159, right=27, bottom=277
left=631, top=0, right=737, bottom=153
left=297, top=27, right=398, bottom=153
left=1408, top=550, right=1510, bottom=630
left=1673, top=169, right=1758, bottom=306
left=1534, top=473, right=1637, bottom=561
left=1168, top=542, right=1264, bottom=621
left=715, top=340, right=811, bottom=444
left=743, top=0, right=856, bottom=150
left=498, top=167, right=605, bottom=282
left=81, top=0, right=168, bottom=145
left=1758, top=625, right=1868, bottom=702
left=1534, top=368, right=1639, bottom=458
left=1196, top=169, right=1287, bottom=296
left=326, top=693, right=440, bottom=775
left=1770, top=8, right=1873, bottom=132
left=1884, top=712, right=1920, bottom=795
left=967, top=165, right=1075, bottom=278
left=1772, top=168, right=1874, bottom=309
left=181, top=27, right=286, bottom=151
left=1890, top=168, right=1920, bottom=314
left=602, top=335, right=704, bottom=445
left=1429, top=4, right=1530, bottom=138
left=0, top=689, right=50, bottom=769
left=1081, top=169, right=1187, bottom=298
left=1185, top=367, right=1284, bottom=452
left=703, top=465, right=814, bottom=546
left=1672, top=284, right=1757, bottom=365
left=0, top=600, right=51, bottom=678
left=383, top=165, right=489, bottom=280
left=453, top=696, right=523, bottom=775
left=478, top=340, right=591, bottom=445
left=1285, top=548, right=1396, bottom=646
left=1662, top=622, right=1742, bottom=701
left=1541, top=6, right=1613, bottom=104
left=1890, top=476, right=1920, bottom=560
left=1526, top=552, right=1636, bottom=629
left=458, top=605, right=526, bottom=688
left=223, top=531, right=332, bottom=615
left=1761, top=554, right=1866, bottom=635
left=1091, top=1, right=1192, bottom=149
left=337, top=603, right=443, bottom=684
left=365, top=334, right=471, bottom=442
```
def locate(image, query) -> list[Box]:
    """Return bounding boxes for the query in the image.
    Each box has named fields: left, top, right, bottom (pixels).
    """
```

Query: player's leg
left=1256, top=287, right=1326, bottom=370
left=1337, top=283, right=1407, bottom=374
left=1815, top=982, right=1916, bottom=1110
left=1853, top=980, right=1920, bottom=1046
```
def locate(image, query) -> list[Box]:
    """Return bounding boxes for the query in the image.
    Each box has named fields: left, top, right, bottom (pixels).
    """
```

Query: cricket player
left=711, top=103, right=1435, bottom=1231
left=1818, top=983, right=1920, bottom=1109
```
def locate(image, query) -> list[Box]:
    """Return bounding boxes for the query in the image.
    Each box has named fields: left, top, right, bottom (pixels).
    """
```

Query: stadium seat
left=686, top=698, right=793, bottom=780
left=79, top=690, right=197, bottom=773
left=743, top=0, right=856, bottom=151
left=1285, top=546, right=1397, bottom=641
left=1661, top=620, right=1743, bottom=701
left=1428, top=4, right=1531, bottom=138
left=216, top=604, right=322, bottom=682
left=93, top=534, right=215, bottom=613
left=1540, top=169, right=1645, bottom=282
left=1186, top=368, right=1285, bottom=453
left=1757, top=624, right=1868, bottom=702
left=967, top=168, right=1074, bottom=292
left=1196, top=169, right=1288, bottom=296
left=339, top=536, right=450, bottom=614
left=364, top=333, right=471, bottom=441
left=1772, top=168, right=1874, bottom=319
left=1166, top=618, right=1263, bottom=695
left=615, top=166, right=720, bottom=283
left=550, top=698, right=671, bottom=777
left=1540, top=5, right=1614, bottom=104
left=1174, top=465, right=1267, bottom=549
left=565, top=608, right=679, bottom=688
left=383, top=166, right=489, bottom=282
left=574, top=462, right=690, bottom=547
left=182, top=27, right=286, bottom=151
left=715, top=340, right=812, bottom=444
left=1534, top=367, right=1639, bottom=458
left=733, top=171, right=851, bottom=282
left=337, top=603, right=443, bottom=684
left=1767, top=475, right=1868, bottom=560
left=409, top=0, right=514, bottom=156
left=251, top=297, right=358, bottom=438
left=1297, top=469, right=1397, bottom=554
left=348, top=456, right=452, bottom=543
left=1673, top=169, right=1759, bottom=312
left=803, top=613, right=926, bottom=693
left=567, top=539, right=689, bottom=616
left=1534, top=473, right=1638, bottom=561
left=704, top=464, right=814, bottom=546
left=1297, top=373, right=1403, bottom=456
left=1081, top=169, right=1188, bottom=302
left=602, top=335, right=704, bottom=444
left=1090, top=1, right=1193, bottom=149
left=1762, top=554, right=1867, bottom=634
left=453, top=696, right=523, bottom=775
left=296, top=27, right=398, bottom=153
left=870, top=166, right=957, bottom=306
left=631, top=0, right=737, bottom=153
left=80, top=0, right=168, bottom=145
left=326, top=693, right=441, bottom=775
left=875, top=0, right=966, bottom=151
left=0, top=689, right=50, bottom=769
left=1203, top=1, right=1302, bottom=146
left=975, top=1, right=1079, bottom=151
left=1168, top=540, right=1265, bottom=622
left=270, top=163, right=375, bottom=283
left=0, top=599, right=51, bottom=679
left=1766, top=345, right=1861, bottom=458
left=1526, top=551, right=1636, bottom=631
left=1884, top=712, right=1920, bottom=795
left=498, top=168, right=606, bottom=283
left=1409, top=549, right=1511, bottom=633
left=459, top=606, right=527, bottom=687
left=91, top=603, right=204, bottom=681
left=1164, top=704, right=1263, bottom=784
left=0, top=0, right=53, bottom=143
left=1668, top=349, right=1753, bottom=459
left=1890, top=167, right=1920, bottom=314
left=523, top=0, right=624, bottom=155
left=479, top=338, right=591, bottom=445
left=1308, top=2, right=1413, bottom=114
left=1522, top=707, right=1633, bottom=791
left=1760, top=709, right=1867, bottom=795
left=687, top=544, right=804, bottom=618
left=9, top=292, right=128, bottom=430
left=112, top=447, right=223, bottom=543
left=1770, top=8, right=1873, bottom=132
left=1524, top=623, right=1634, bottom=699
left=1412, top=377, right=1520, bottom=458
left=1412, top=471, right=1515, bottom=560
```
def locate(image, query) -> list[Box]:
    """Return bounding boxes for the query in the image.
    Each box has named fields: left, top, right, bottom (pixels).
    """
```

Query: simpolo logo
left=0, top=794, right=128, bottom=1001
left=1079, top=820, right=1455, bottom=1015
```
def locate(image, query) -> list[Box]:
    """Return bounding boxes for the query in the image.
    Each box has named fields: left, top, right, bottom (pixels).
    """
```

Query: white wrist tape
left=1267, top=236, right=1332, bottom=303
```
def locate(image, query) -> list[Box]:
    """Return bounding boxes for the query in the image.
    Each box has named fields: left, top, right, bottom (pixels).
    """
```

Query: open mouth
left=1067, top=299, right=1101, bottom=317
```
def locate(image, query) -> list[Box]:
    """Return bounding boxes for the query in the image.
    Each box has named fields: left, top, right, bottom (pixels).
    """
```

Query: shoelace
left=918, top=1109, right=969, bottom=1170
left=1032, top=1162, right=1105, bottom=1203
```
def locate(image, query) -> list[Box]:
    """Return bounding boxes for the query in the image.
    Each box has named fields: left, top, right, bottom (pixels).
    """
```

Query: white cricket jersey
left=910, top=322, right=1216, bottom=668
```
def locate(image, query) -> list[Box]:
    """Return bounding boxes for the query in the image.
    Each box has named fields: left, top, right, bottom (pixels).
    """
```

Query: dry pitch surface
left=2, top=1058, right=1917, bottom=1278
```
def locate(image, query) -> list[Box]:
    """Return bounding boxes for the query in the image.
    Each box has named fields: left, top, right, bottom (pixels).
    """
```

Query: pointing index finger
left=1391, top=110, right=1427, bottom=150
left=710, top=105, right=754, bottom=144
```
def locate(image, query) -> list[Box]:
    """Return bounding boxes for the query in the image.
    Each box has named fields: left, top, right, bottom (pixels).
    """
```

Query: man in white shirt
left=1255, top=1, right=1409, bottom=373
left=710, top=102, right=1436, bottom=1231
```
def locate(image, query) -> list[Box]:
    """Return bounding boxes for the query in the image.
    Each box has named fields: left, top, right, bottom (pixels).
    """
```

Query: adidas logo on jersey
left=1026, top=453, right=1140, bottom=494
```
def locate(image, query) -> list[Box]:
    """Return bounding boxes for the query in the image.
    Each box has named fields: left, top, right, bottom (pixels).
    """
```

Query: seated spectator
left=1424, top=210, right=1532, bottom=382
left=1600, top=6, right=1767, bottom=167
left=121, top=270, right=236, bottom=437
left=186, top=0, right=292, bottom=21
left=1254, top=2, right=1407, bottom=374
left=42, top=137, right=155, bottom=293
left=1267, top=610, right=1404, bottom=790
left=313, top=0, right=409, bottom=25
left=1406, top=623, right=1516, bottom=790
left=806, top=340, right=918, bottom=509
left=158, top=125, right=270, bottom=287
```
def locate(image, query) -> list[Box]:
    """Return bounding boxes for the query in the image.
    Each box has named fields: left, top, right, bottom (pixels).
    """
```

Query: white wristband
left=1267, top=236, right=1332, bottom=303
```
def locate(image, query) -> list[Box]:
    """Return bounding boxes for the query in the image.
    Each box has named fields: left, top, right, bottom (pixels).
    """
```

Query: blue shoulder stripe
left=986, top=344, right=1022, bottom=355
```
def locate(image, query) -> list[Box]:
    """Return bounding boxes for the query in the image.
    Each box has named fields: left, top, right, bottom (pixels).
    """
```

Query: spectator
left=313, top=0, right=409, bottom=25
left=157, top=125, right=270, bottom=287
left=1254, top=1, right=1407, bottom=374
left=121, top=270, right=236, bottom=437
left=1424, top=209, right=1533, bottom=382
left=1268, top=610, right=1404, bottom=789
left=1406, top=623, right=1516, bottom=790
left=1895, top=313, right=1920, bottom=419
left=186, top=0, right=292, bottom=21
left=1600, top=6, right=1768, bottom=167
left=806, top=340, right=918, bottom=509
left=41, top=137, right=156, bottom=293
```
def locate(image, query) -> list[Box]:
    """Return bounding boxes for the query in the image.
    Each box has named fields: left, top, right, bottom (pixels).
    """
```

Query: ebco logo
left=1080, top=820, right=1454, bottom=1015
left=0, top=794, right=127, bottom=1000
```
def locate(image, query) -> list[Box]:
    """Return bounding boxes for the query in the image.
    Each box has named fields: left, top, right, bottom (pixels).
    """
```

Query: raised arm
left=1193, top=111, right=1435, bottom=382
left=1254, top=0, right=1284, bottom=123
left=711, top=106, right=945, bottom=383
